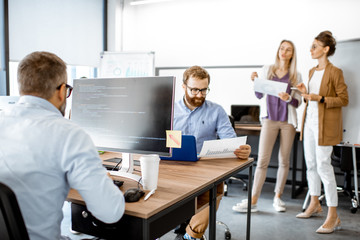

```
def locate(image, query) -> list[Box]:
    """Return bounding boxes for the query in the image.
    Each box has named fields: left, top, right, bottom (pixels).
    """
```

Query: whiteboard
left=99, top=52, right=155, bottom=77
left=331, top=39, right=360, bottom=144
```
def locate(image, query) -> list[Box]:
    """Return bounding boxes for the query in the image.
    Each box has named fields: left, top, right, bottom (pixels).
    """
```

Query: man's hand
left=234, top=144, right=251, bottom=159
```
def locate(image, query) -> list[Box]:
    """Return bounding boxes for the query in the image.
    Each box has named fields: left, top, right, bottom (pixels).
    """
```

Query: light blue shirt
left=173, top=98, right=236, bottom=153
left=0, top=96, right=125, bottom=240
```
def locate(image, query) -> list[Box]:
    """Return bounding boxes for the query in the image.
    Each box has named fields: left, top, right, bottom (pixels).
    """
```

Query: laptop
left=231, top=105, right=260, bottom=125
left=160, top=135, right=199, bottom=162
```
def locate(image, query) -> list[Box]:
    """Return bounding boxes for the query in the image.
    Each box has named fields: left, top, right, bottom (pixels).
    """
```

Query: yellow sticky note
left=166, top=130, right=182, bottom=148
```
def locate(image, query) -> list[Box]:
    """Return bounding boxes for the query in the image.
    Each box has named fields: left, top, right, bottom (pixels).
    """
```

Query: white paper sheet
left=198, top=136, right=247, bottom=158
left=254, top=77, right=288, bottom=97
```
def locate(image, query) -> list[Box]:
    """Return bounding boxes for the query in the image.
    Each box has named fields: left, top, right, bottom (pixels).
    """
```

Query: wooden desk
left=235, top=124, right=306, bottom=198
left=67, top=152, right=254, bottom=240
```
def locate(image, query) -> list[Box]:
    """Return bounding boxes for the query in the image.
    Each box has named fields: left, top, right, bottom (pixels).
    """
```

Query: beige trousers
left=186, top=183, right=223, bottom=239
left=252, top=119, right=296, bottom=198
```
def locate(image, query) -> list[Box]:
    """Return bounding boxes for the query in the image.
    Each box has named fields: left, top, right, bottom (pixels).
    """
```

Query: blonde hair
left=267, top=40, right=298, bottom=86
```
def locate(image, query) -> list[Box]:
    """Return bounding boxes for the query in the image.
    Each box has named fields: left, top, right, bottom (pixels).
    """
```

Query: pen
left=144, top=189, right=156, bottom=201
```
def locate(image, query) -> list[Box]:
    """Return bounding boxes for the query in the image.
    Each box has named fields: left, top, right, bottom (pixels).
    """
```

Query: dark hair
left=17, top=51, right=67, bottom=99
left=315, top=31, right=336, bottom=57
left=183, top=65, right=210, bottom=85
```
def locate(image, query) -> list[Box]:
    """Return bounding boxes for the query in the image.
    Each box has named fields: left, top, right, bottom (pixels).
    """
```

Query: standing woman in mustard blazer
left=296, top=31, right=348, bottom=234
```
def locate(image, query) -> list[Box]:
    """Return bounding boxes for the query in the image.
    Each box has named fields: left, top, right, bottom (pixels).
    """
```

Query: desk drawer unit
left=71, top=199, right=195, bottom=240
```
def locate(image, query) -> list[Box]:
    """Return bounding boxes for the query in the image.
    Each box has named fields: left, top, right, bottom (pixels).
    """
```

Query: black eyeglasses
left=56, top=83, right=73, bottom=98
left=186, top=85, right=210, bottom=96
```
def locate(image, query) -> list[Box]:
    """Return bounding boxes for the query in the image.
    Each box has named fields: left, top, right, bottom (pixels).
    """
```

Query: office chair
left=302, top=146, right=359, bottom=214
left=331, top=145, right=359, bottom=213
left=0, top=182, right=30, bottom=240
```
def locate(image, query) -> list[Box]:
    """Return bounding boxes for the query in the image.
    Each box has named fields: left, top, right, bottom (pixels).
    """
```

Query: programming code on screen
left=71, top=77, right=175, bottom=155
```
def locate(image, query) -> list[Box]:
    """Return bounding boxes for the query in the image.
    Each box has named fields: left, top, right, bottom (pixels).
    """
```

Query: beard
left=184, top=91, right=205, bottom=108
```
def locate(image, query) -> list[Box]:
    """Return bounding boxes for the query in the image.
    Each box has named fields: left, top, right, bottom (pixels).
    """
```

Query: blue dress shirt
left=173, top=98, right=236, bottom=153
left=0, top=96, right=125, bottom=240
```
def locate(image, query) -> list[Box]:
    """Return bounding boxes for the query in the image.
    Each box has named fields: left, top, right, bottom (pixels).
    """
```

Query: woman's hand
left=250, top=72, right=258, bottom=81
left=278, top=92, right=291, bottom=102
left=301, top=93, right=322, bottom=102
left=296, top=83, right=307, bottom=94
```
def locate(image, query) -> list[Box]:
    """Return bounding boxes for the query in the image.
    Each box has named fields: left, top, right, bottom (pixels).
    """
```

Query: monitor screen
left=71, top=76, right=175, bottom=156
left=231, top=105, right=260, bottom=124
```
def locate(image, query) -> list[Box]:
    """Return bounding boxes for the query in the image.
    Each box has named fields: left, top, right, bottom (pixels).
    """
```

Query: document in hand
left=198, top=136, right=247, bottom=158
left=253, top=77, right=288, bottom=97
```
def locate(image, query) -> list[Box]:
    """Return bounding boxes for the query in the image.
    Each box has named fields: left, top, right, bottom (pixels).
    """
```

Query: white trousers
left=303, top=115, right=338, bottom=207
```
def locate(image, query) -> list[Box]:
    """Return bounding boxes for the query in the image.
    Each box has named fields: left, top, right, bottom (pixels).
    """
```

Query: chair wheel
left=243, top=186, right=247, bottom=191
left=225, top=230, right=231, bottom=239
left=224, top=191, right=228, bottom=196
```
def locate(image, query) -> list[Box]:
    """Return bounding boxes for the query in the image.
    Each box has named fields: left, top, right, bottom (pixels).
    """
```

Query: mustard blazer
left=300, top=62, right=349, bottom=146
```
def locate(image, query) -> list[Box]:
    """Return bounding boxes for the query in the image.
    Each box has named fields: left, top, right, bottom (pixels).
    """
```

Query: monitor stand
left=108, top=153, right=142, bottom=183
left=120, top=153, right=134, bottom=173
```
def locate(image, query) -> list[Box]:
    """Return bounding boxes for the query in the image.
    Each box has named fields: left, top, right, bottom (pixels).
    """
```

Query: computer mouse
left=124, top=188, right=145, bottom=202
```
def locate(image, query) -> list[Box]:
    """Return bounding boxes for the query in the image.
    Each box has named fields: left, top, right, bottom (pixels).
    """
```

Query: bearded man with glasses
left=173, top=65, right=251, bottom=240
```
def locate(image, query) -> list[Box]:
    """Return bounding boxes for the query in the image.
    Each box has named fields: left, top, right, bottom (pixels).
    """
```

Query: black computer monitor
left=71, top=76, right=175, bottom=174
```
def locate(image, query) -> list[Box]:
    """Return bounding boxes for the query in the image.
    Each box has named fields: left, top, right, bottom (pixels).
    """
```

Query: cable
left=137, top=177, right=142, bottom=189
left=111, top=158, right=122, bottom=171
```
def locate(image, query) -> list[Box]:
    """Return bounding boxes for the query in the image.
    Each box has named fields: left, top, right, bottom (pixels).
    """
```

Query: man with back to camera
left=173, top=65, right=251, bottom=240
left=0, top=51, right=125, bottom=239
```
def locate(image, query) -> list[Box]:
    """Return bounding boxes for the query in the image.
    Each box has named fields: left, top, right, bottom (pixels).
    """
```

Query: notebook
left=160, top=135, right=199, bottom=162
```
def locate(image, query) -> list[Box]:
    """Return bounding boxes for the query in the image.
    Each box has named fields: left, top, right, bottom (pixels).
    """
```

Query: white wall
left=121, top=0, right=360, bottom=68
left=114, top=0, right=360, bottom=124
left=9, top=0, right=104, bottom=66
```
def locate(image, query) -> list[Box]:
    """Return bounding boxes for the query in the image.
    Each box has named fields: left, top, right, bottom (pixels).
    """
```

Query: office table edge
left=67, top=157, right=254, bottom=239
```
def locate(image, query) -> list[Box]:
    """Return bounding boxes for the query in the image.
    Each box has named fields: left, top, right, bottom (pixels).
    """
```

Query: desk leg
left=291, top=136, right=298, bottom=199
left=291, top=135, right=306, bottom=199
left=246, top=164, right=253, bottom=240
left=352, top=147, right=359, bottom=206
left=209, top=186, right=217, bottom=240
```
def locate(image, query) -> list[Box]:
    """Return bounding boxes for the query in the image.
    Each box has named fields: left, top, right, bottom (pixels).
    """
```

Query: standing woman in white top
left=232, top=40, right=302, bottom=213
left=295, top=31, right=348, bottom=234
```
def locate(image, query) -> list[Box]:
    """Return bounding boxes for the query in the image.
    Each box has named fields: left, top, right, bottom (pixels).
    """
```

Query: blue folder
left=160, top=135, right=199, bottom=162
